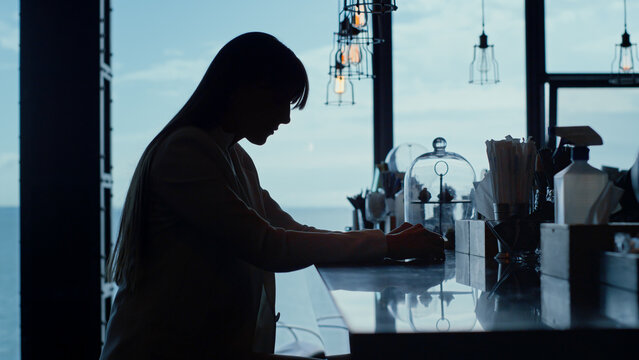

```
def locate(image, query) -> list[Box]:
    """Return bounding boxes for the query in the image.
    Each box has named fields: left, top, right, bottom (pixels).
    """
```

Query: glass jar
left=404, top=137, right=477, bottom=235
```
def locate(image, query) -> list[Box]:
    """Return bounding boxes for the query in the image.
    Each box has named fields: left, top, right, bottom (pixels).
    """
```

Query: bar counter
left=315, top=250, right=639, bottom=359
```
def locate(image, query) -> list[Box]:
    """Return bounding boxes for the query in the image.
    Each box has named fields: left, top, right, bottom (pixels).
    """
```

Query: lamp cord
left=625, top=0, right=628, bottom=31
left=482, top=0, right=485, bottom=32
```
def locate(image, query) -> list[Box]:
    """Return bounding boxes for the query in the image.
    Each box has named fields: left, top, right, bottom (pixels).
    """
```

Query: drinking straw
left=485, top=136, right=537, bottom=207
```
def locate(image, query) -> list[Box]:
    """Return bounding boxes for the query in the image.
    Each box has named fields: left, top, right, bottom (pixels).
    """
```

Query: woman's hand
left=387, top=222, right=413, bottom=235
left=385, top=223, right=444, bottom=262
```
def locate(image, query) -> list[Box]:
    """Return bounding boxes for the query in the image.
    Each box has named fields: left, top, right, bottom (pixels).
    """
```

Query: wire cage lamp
left=346, top=35, right=375, bottom=79
left=336, top=12, right=380, bottom=79
left=469, top=0, right=499, bottom=85
left=344, top=0, right=397, bottom=15
left=610, top=0, right=639, bottom=84
left=325, top=59, right=356, bottom=106
left=326, top=2, right=383, bottom=105
left=325, top=31, right=358, bottom=106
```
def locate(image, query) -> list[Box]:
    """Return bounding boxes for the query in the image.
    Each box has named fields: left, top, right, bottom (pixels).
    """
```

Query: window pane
left=0, top=0, right=19, bottom=359
left=547, top=0, right=639, bottom=73
left=394, top=0, right=526, bottom=174
left=112, top=1, right=368, bottom=227
left=557, top=88, right=639, bottom=170
left=0, top=208, right=19, bottom=360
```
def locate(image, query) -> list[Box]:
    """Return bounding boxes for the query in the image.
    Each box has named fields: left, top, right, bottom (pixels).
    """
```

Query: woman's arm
left=260, top=188, right=335, bottom=233
left=150, top=127, right=387, bottom=272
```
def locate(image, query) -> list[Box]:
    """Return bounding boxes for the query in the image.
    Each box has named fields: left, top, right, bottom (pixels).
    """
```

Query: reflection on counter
left=318, top=251, right=639, bottom=336
left=474, top=261, right=543, bottom=331
left=601, top=283, right=639, bottom=327
left=540, top=273, right=639, bottom=330
left=320, top=252, right=484, bottom=333
left=378, top=281, right=479, bottom=333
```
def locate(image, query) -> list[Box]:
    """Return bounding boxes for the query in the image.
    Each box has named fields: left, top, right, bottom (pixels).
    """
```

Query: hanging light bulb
left=326, top=63, right=355, bottom=106
left=469, top=0, right=499, bottom=85
left=334, top=75, right=346, bottom=94
left=351, top=5, right=368, bottom=29
left=611, top=0, right=639, bottom=84
left=620, top=38, right=635, bottom=72
left=344, top=0, right=397, bottom=15
left=338, top=44, right=349, bottom=66
left=333, top=61, right=348, bottom=94
left=349, top=43, right=362, bottom=64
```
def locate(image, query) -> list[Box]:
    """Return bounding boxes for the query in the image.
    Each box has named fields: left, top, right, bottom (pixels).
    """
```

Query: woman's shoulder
left=151, top=126, right=226, bottom=176
left=233, top=142, right=249, bottom=158
left=165, top=125, right=212, bottom=143
left=155, top=126, right=220, bottom=156
left=232, top=143, right=257, bottom=169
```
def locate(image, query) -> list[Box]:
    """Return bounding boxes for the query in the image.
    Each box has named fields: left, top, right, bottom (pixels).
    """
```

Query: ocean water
left=0, top=206, right=353, bottom=359
left=280, top=207, right=354, bottom=232
left=0, top=207, right=19, bottom=360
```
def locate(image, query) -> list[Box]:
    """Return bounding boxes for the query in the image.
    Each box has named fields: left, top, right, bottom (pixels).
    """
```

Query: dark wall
left=20, top=1, right=107, bottom=358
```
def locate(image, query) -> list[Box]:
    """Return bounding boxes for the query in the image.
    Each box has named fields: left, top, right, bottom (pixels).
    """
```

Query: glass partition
left=546, top=0, right=639, bottom=74
left=556, top=88, right=639, bottom=170
left=0, top=0, right=19, bottom=359
left=112, top=0, right=368, bottom=226
left=393, top=0, right=526, bottom=174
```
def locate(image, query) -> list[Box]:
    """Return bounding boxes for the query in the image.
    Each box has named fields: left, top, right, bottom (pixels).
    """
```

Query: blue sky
left=0, top=1, right=18, bottom=207
left=1, top=0, right=638, bottom=208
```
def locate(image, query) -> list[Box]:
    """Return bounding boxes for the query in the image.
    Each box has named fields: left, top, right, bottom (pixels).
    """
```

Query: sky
left=1, top=0, right=638, bottom=208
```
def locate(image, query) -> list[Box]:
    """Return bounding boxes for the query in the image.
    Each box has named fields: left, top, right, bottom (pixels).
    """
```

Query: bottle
left=554, top=146, right=608, bottom=224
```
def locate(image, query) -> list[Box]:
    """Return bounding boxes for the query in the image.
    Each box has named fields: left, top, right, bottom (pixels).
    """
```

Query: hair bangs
left=282, top=54, right=309, bottom=110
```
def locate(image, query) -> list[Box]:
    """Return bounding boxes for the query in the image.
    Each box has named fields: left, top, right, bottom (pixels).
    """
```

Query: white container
left=554, top=148, right=608, bottom=224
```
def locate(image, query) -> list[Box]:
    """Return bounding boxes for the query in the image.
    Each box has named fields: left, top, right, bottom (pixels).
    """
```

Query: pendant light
left=325, top=60, right=356, bottom=106
left=339, top=36, right=375, bottom=80
left=611, top=0, right=639, bottom=84
left=344, top=0, right=397, bottom=15
left=351, top=4, right=368, bottom=29
left=325, top=0, right=390, bottom=105
left=326, top=7, right=374, bottom=105
left=336, top=13, right=377, bottom=79
left=469, top=0, right=499, bottom=85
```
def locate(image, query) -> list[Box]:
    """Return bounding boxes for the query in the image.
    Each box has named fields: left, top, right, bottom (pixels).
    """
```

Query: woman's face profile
left=225, top=83, right=291, bottom=145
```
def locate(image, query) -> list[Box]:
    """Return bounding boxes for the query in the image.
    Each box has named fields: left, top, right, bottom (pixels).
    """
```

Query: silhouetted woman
left=100, top=32, right=443, bottom=360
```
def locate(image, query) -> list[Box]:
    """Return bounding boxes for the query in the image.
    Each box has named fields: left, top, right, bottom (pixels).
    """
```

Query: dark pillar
left=372, top=4, right=394, bottom=165
left=525, top=0, right=547, bottom=147
left=20, top=1, right=112, bottom=359
left=548, top=84, right=558, bottom=150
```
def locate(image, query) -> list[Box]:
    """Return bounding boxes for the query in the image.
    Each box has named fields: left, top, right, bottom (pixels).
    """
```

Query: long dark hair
left=107, top=32, right=309, bottom=289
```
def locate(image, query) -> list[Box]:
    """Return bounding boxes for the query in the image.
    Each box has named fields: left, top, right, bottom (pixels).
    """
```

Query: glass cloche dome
left=385, top=143, right=428, bottom=175
left=404, top=137, right=477, bottom=235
